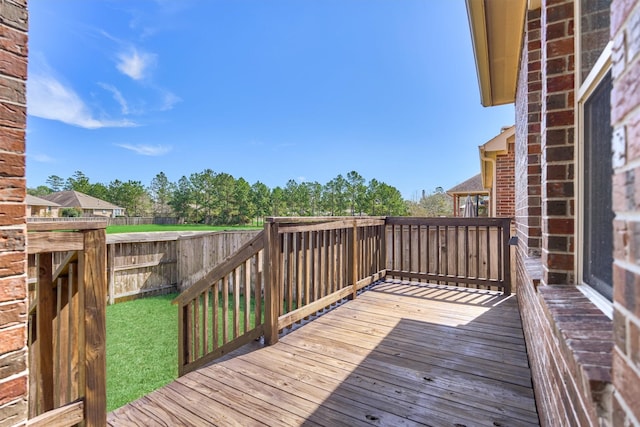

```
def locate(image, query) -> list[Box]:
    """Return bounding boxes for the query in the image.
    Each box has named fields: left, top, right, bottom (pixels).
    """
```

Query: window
left=582, top=71, right=613, bottom=300
left=577, top=0, right=613, bottom=304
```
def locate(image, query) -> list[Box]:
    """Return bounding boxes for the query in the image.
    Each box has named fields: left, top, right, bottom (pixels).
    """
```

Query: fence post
left=263, top=220, right=280, bottom=345
left=82, top=228, right=107, bottom=426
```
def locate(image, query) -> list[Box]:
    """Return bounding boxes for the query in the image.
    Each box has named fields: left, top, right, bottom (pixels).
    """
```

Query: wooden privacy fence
left=28, top=230, right=260, bottom=304
left=26, top=221, right=107, bottom=427
left=386, top=217, right=512, bottom=294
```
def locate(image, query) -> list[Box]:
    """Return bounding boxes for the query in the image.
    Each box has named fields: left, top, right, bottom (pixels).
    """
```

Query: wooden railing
left=26, top=221, right=107, bottom=427
left=173, top=231, right=266, bottom=375
left=263, top=217, right=386, bottom=344
left=174, top=217, right=387, bottom=374
left=174, top=216, right=512, bottom=375
left=386, top=217, right=512, bottom=294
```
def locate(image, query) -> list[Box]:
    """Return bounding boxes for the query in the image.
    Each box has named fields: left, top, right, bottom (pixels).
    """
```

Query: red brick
left=0, top=49, right=26, bottom=79
left=613, top=219, right=628, bottom=260
left=0, top=203, right=24, bottom=225
left=0, top=127, right=25, bottom=153
left=0, top=178, right=25, bottom=202
left=0, top=252, right=25, bottom=278
left=547, top=74, right=574, bottom=92
left=0, top=151, right=24, bottom=178
left=613, top=262, right=638, bottom=315
left=0, top=24, right=27, bottom=58
left=0, top=102, right=25, bottom=130
left=547, top=2, right=574, bottom=24
left=0, top=375, right=26, bottom=406
left=613, top=350, right=640, bottom=423
left=546, top=109, right=574, bottom=127
left=547, top=253, right=574, bottom=270
left=0, top=302, right=25, bottom=327
left=0, top=327, right=25, bottom=355
left=547, top=21, right=567, bottom=40
left=0, top=350, right=26, bottom=378
left=0, top=77, right=25, bottom=106
left=612, top=57, right=640, bottom=123
left=625, top=114, right=640, bottom=165
left=547, top=37, right=574, bottom=59
left=0, top=276, right=25, bottom=303
left=547, top=217, right=574, bottom=234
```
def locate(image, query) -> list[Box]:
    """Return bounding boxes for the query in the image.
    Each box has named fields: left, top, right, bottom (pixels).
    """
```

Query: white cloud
left=116, top=143, right=171, bottom=156
left=31, top=153, right=55, bottom=163
left=116, top=48, right=156, bottom=81
left=99, top=83, right=130, bottom=114
left=27, top=73, right=136, bottom=129
left=159, top=90, right=181, bottom=111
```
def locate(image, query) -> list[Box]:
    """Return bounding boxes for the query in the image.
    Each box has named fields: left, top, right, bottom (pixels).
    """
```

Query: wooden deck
left=108, top=280, right=539, bottom=427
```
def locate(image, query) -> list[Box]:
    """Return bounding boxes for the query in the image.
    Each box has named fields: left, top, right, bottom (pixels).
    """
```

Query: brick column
left=495, top=139, right=515, bottom=218
left=515, top=8, right=543, bottom=259
left=611, top=0, right=640, bottom=424
left=0, top=1, right=29, bottom=426
left=540, top=0, right=576, bottom=285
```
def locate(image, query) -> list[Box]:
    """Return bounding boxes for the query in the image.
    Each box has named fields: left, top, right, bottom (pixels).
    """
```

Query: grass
left=106, top=223, right=261, bottom=234
left=106, top=293, right=179, bottom=412
left=106, top=291, right=262, bottom=412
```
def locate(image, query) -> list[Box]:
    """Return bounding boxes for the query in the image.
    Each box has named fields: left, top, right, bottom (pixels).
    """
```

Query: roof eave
left=465, top=0, right=527, bottom=107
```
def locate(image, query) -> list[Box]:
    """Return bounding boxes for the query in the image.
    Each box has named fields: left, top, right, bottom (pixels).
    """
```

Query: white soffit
left=466, top=0, right=527, bottom=107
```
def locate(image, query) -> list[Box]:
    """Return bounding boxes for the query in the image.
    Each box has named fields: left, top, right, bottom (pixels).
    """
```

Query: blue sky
left=26, top=0, right=514, bottom=200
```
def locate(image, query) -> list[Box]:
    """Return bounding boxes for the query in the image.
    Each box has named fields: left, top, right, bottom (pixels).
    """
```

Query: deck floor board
left=108, top=280, right=540, bottom=426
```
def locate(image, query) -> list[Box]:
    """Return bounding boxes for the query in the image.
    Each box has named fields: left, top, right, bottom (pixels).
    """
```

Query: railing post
left=502, top=218, right=512, bottom=295
left=36, top=252, right=54, bottom=413
left=351, top=221, right=358, bottom=300
left=264, top=220, right=280, bottom=345
left=82, top=228, right=107, bottom=426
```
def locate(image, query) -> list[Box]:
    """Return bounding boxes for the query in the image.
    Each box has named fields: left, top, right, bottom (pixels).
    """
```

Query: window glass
left=580, top=0, right=611, bottom=83
left=583, top=71, right=613, bottom=300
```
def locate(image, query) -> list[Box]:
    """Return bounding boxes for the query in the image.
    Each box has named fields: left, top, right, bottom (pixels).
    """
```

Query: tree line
left=29, top=170, right=415, bottom=225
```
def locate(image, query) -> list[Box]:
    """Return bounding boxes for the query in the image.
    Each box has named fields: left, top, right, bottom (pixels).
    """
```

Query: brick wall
left=515, top=1, right=616, bottom=426
left=610, top=0, right=640, bottom=424
left=515, top=8, right=543, bottom=259
left=540, top=0, right=576, bottom=286
left=495, top=140, right=515, bottom=217
left=0, top=1, right=28, bottom=426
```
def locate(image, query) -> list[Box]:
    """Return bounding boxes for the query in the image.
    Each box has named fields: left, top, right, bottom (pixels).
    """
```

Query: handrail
left=26, top=221, right=107, bottom=427
left=263, top=217, right=386, bottom=344
left=176, top=215, right=513, bottom=375
left=175, top=230, right=265, bottom=375
left=173, top=230, right=265, bottom=305
left=386, top=216, right=512, bottom=293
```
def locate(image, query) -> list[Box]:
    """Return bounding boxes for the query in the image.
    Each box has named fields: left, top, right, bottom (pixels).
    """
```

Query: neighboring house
left=466, top=0, right=638, bottom=425
left=478, top=125, right=515, bottom=218
left=41, top=190, right=125, bottom=218
left=446, top=173, right=489, bottom=217
left=26, top=194, right=60, bottom=218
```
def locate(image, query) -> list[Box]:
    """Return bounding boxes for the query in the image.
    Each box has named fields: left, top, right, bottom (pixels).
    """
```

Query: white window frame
left=575, top=0, right=613, bottom=318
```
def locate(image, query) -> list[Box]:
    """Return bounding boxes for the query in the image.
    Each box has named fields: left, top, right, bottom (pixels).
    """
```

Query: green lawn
left=106, top=293, right=179, bottom=412
left=106, top=291, right=261, bottom=412
left=106, top=223, right=261, bottom=234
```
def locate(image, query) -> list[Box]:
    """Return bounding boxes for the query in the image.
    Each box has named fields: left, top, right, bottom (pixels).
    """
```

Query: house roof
left=26, top=194, right=60, bottom=207
left=40, top=190, right=123, bottom=210
left=465, top=0, right=527, bottom=106
left=479, top=125, right=516, bottom=189
left=446, top=173, right=488, bottom=196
